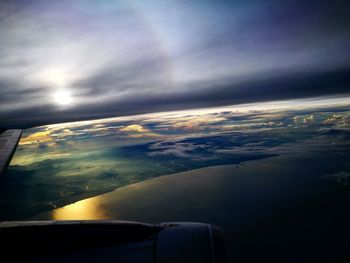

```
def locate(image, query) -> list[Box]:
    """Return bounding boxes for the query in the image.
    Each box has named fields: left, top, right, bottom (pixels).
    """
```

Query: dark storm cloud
left=0, top=0, right=350, bottom=128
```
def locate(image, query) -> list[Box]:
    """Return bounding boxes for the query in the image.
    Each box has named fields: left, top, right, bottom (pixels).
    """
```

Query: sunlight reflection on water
left=52, top=196, right=109, bottom=220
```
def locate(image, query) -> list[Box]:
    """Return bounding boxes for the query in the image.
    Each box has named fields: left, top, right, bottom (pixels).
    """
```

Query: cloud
left=324, top=113, right=350, bottom=128
left=19, top=130, right=53, bottom=146
left=0, top=1, right=350, bottom=127
left=148, top=141, right=208, bottom=158
left=119, top=124, right=159, bottom=138
left=321, top=171, right=350, bottom=186
left=293, top=114, right=315, bottom=124
left=120, top=124, right=149, bottom=133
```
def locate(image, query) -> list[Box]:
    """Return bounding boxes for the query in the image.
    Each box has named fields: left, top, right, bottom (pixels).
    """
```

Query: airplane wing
left=0, top=129, right=22, bottom=175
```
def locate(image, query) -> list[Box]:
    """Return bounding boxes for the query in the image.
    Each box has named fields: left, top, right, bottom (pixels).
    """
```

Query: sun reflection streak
left=52, top=196, right=109, bottom=220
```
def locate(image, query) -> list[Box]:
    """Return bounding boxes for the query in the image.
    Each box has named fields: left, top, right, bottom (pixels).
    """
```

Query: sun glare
left=52, top=90, right=73, bottom=106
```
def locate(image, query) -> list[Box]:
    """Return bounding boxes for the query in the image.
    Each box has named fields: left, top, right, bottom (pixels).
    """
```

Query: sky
left=0, top=0, right=350, bottom=128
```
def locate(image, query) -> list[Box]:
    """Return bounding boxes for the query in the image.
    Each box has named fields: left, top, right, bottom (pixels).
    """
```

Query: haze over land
left=1, top=98, right=349, bottom=219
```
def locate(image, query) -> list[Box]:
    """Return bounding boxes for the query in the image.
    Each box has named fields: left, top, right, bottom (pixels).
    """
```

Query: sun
left=52, top=90, right=73, bottom=106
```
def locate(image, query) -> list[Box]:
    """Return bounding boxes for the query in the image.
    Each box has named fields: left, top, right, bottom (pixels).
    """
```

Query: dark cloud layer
left=1, top=0, right=350, bottom=128
left=2, top=68, right=349, bottom=129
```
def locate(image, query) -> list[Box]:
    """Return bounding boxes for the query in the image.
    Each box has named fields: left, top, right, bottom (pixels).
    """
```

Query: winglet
left=0, top=129, right=22, bottom=175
